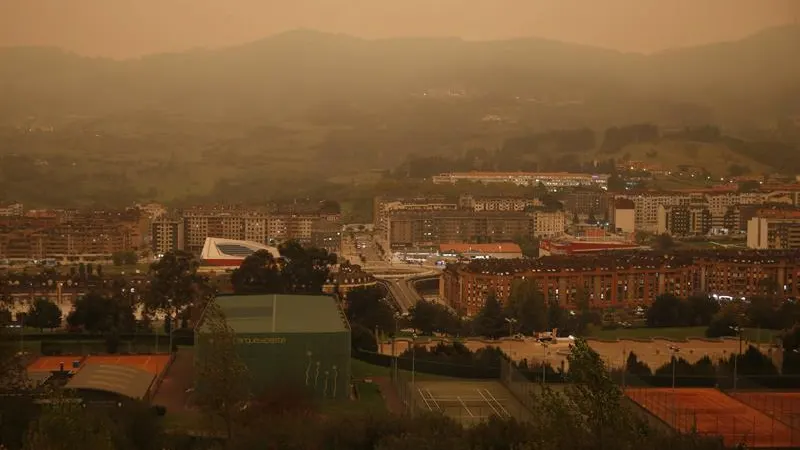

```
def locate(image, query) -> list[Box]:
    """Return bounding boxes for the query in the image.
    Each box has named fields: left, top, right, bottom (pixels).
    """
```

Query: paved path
left=373, top=377, right=405, bottom=414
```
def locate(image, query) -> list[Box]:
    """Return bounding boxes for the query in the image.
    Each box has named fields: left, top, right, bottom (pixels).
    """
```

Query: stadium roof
left=204, top=294, right=349, bottom=334
left=65, top=364, right=155, bottom=399
left=200, top=237, right=280, bottom=267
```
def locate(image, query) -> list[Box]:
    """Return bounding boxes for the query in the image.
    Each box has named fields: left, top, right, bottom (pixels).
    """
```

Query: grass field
left=589, top=327, right=780, bottom=344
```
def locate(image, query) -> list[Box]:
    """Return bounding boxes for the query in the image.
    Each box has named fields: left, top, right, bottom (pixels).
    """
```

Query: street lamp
left=730, top=325, right=744, bottom=391
left=393, top=312, right=402, bottom=381
left=668, top=345, right=681, bottom=390
left=411, top=332, right=418, bottom=388
left=504, top=317, right=518, bottom=337
left=541, top=341, right=550, bottom=384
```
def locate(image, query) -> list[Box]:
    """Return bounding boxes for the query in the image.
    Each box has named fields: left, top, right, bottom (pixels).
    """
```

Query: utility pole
left=730, top=325, right=743, bottom=391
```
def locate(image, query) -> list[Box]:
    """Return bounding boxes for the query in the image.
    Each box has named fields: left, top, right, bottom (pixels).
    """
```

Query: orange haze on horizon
left=0, top=0, right=797, bottom=58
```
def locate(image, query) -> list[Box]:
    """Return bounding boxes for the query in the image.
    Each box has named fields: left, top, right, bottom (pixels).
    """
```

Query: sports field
left=84, top=355, right=171, bottom=375
left=733, top=392, right=800, bottom=431
left=626, top=388, right=798, bottom=448
left=26, top=355, right=85, bottom=373
left=411, top=380, right=532, bottom=426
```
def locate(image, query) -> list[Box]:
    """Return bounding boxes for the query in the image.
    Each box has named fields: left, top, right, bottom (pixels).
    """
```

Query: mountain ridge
left=0, top=25, right=797, bottom=125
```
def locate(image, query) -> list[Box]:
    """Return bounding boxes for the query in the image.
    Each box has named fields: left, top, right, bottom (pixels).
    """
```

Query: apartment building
left=431, top=171, right=610, bottom=188
left=151, top=218, right=185, bottom=255
left=533, top=210, right=566, bottom=237
left=441, top=250, right=800, bottom=316
left=0, top=210, right=144, bottom=260
left=656, top=205, right=713, bottom=237
left=458, top=194, right=542, bottom=212
left=612, top=193, right=692, bottom=232
left=373, top=196, right=458, bottom=234
left=387, top=209, right=564, bottom=248
left=564, top=189, right=609, bottom=216
left=311, top=220, right=342, bottom=253
left=0, top=202, right=23, bottom=217
left=182, top=212, right=318, bottom=253
left=387, top=211, right=533, bottom=249
left=747, top=209, right=800, bottom=250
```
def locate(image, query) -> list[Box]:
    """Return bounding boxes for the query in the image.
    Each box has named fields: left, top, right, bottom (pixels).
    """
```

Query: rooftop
left=208, top=294, right=349, bottom=334
left=439, top=243, right=522, bottom=254
left=65, top=364, right=155, bottom=399
left=448, top=249, right=800, bottom=275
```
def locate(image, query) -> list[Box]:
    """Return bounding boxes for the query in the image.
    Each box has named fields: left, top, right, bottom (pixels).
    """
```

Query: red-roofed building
left=539, top=239, right=645, bottom=256
left=438, top=243, right=523, bottom=259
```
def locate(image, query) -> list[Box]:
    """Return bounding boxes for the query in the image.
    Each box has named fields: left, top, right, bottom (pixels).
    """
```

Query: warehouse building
left=196, top=294, right=351, bottom=400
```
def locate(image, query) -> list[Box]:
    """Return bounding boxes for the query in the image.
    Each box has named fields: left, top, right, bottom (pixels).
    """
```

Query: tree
left=231, top=250, right=284, bottom=294
left=745, top=296, right=779, bottom=329
left=345, top=286, right=395, bottom=335
left=24, top=390, right=115, bottom=450
left=96, top=265, right=103, bottom=279
left=646, top=294, right=689, bottom=327
left=686, top=294, right=720, bottom=326
left=625, top=351, right=652, bottom=376
left=67, top=292, right=135, bottom=334
left=277, top=241, right=337, bottom=294
left=350, top=323, right=378, bottom=352
left=112, top=251, right=139, bottom=266
left=505, top=279, right=548, bottom=334
left=86, top=263, right=94, bottom=277
left=144, top=250, right=212, bottom=335
left=78, top=263, right=86, bottom=280
left=408, top=300, right=458, bottom=336
left=474, top=292, right=506, bottom=338
left=26, top=298, right=62, bottom=331
left=195, top=302, right=250, bottom=443
left=654, top=233, right=675, bottom=251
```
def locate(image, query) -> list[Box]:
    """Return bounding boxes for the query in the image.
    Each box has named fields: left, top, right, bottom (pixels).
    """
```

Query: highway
left=340, top=232, right=439, bottom=313
left=377, top=277, right=424, bottom=313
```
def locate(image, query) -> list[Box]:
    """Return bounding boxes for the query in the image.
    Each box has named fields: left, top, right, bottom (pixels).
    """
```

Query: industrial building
left=196, top=294, right=351, bottom=400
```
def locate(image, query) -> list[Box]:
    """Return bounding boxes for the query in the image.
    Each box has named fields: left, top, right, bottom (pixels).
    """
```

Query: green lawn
left=589, top=326, right=781, bottom=344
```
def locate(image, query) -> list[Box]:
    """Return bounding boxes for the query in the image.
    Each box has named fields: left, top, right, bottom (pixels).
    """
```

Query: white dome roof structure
left=200, top=237, right=280, bottom=268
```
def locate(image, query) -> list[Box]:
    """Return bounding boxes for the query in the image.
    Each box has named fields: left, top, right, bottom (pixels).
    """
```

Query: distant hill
left=0, top=25, right=797, bottom=126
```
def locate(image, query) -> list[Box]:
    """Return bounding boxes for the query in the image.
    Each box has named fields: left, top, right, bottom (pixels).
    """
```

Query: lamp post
left=504, top=317, right=517, bottom=337
left=730, top=325, right=743, bottom=391
left=393, top=312, right=402, bottom=381
left=541, top=341, right=550, bottom=384
left=668, top=345, right=681, bottom=390
left=411, top=332, right=418, bottom=388
left=504, top=317, right=518, bottom=359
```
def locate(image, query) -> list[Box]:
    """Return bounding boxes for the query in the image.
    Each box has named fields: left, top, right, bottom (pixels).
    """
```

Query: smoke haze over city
left=0, top=0, right=797, bottom=57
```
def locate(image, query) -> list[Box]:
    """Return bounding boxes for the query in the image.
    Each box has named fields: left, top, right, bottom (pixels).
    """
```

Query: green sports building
left=196, top=294, right=351, bottom=400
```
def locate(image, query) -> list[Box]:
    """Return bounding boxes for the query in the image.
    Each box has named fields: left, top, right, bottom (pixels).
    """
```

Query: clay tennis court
left=733, top=392, right=800, bottom=431
left=26, top=355, right=85, bottom=373
left=412, top=380, right=532, bottom=426
left=84, top=355, right=171, bottom=375
left=627, top=388, right=798, bottom=448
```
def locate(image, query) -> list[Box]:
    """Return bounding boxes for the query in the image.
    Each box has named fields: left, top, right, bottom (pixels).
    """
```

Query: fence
left=625, top=387, right=800, bottom=448
left=500, top=357, right=537, bottom=412
left=732, top=392, right=800, bottom=431
left=352, top=348, right=501, bottom=379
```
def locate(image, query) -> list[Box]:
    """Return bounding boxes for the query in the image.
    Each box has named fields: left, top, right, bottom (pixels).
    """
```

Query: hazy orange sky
left=0, top=0, right=797, bottom=58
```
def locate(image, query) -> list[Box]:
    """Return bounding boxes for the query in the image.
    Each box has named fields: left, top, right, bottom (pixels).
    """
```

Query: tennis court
left=27, top=355, right=85, bottom=373
left=84, top=355, right=171, bottom=375
left=733, top=392, right=800, bottom=431
left=412, top=380, right=532, bottom=426
left=627, top=388, right=798, bottom=448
